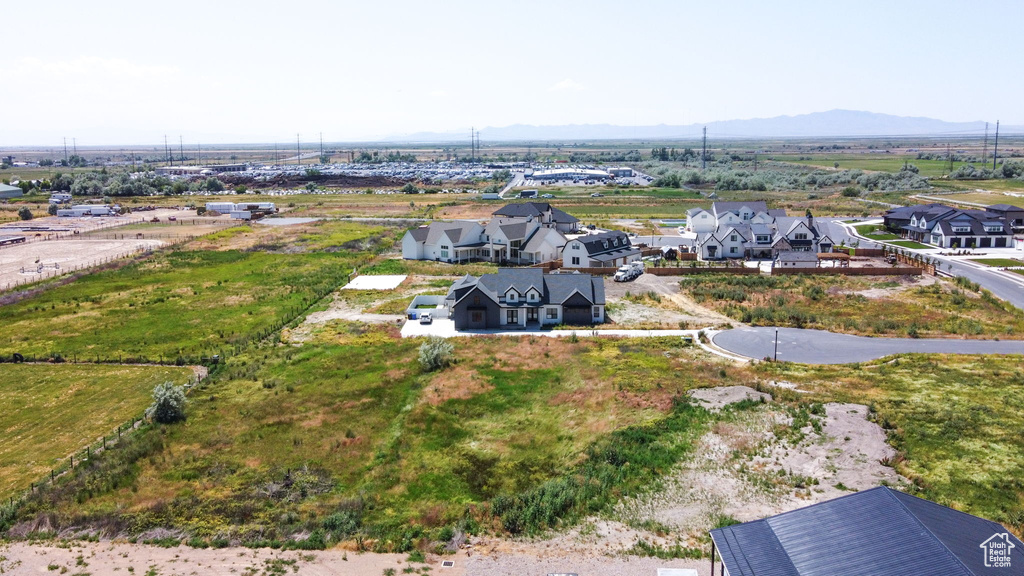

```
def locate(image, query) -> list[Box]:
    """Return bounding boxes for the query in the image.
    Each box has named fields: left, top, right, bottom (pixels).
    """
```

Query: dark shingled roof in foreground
left=711, top=486, right=1024, bottom=576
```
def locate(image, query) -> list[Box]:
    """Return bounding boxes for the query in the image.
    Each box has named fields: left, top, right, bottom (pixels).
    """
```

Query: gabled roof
left=777, top=251, right=819, bottom=262
left=711, top=486, right=1024, bottom=576
left=712, top=201, right=769, bottom=216
left=406, top=221, right=482, bottom=246
left=451, top=268, right=604, bottom=307
left=571, top=230, right=633, bottom=256
left=522, top=227, right=567, bottom=253
left=492, top=202, right=579, bottom=224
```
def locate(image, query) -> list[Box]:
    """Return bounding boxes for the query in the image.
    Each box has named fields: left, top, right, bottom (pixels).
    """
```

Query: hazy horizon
left=3, top=0, right=1021, bottom=146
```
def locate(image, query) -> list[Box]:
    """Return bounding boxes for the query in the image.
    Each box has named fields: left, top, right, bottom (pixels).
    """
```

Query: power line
left=992, top=120, right=1000, bottom=170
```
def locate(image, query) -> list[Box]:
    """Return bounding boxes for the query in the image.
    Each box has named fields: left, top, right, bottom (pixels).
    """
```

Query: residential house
left=446, top=268, right=605, bottom=329
left=401, top=221, right=486, bottom=262
left=710, top=486, right=1024, bottom=576
left=695, top=212, right=834, bottom=261
left=561, top=230, right=641, bottom=268
left=891, top=204, right=1014, bottom=249
left=686, top=201, right=780, bottom=234
left=403, top=218, right=566, bottom=265
left=492, top=202, right=580, bottom=233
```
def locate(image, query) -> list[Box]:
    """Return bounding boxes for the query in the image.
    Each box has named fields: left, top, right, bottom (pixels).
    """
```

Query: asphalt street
left=713, top=326, right=1024, bottom=364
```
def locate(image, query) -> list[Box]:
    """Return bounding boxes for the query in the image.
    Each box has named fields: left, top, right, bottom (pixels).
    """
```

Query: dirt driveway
left=604, top=273, right=734, bottom=327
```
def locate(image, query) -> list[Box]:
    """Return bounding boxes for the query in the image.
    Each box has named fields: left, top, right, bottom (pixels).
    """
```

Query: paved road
left=837, top=219, right=1024, bottom=310
left=713, top=327, right=1024, bottom=364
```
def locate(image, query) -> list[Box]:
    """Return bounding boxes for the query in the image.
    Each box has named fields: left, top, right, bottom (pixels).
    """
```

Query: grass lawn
left=682, top=274, right=1024, bottom=339
left=969, top=258, right=1024, bottom=267
left=888, top=240, right=932, bottom=250
left=854, top=223, right=900, bottom=240
left=0, top=364, right=193, bottom=498
left=756, top=354, right=1024, bottom=530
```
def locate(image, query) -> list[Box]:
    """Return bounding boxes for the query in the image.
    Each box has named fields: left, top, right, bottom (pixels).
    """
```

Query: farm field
left=683, top=273, right=1024, bottom=339
left=0, top=221, right=395, bottom=361
left=0, top=238, right=165, bottom=291
left=775, top=154, right=981, bottom=178
left=0, top=363, right=194, bottom=498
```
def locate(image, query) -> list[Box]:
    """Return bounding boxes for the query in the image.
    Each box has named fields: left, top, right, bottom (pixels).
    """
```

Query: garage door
left=563, top=306, right=593, bottom=325
left=996, top=238, right=1007, bottom=248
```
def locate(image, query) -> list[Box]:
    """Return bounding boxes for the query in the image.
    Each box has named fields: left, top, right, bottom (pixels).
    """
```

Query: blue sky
left=2, top=0, right=1020, bottom=145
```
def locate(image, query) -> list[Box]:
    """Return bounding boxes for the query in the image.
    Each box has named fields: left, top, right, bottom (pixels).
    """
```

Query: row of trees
left=650, top=166, right=930, bottom=192
left=20, top=171, right=227, bottom=197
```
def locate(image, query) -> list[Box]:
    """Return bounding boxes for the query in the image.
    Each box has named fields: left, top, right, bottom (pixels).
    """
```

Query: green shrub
left=418, top=337, right=454, bottom=372
left=146, top=381, right=187, bottom=424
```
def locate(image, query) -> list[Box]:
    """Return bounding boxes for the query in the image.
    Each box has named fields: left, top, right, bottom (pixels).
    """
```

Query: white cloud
left=548, top=78, right=585, bottom=92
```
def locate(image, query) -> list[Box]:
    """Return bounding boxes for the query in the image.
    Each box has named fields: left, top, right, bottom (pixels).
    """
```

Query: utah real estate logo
left=980, top=533, right=1015, bottom=569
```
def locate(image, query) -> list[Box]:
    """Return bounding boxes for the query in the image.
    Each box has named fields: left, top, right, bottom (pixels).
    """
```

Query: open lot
left=0, top=364, right=193, bottom=498
left=0, top=238, right=165, bottom=290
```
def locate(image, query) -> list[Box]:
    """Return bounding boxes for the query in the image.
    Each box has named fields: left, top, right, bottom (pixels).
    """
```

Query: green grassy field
left=0, top=364, right=193, bottom=498
left=775, top=155, right=980, bottom=178
left=0, top=222, right=392, bottom=361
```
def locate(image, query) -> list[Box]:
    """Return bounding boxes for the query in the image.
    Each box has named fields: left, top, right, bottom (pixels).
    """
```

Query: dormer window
left=795, top=233, right=808, bottom=240
left=603, top=241, right=609, bottom=249
left=984, top=224, right=1003, bottom=233
left=952, top=223, right=971, bottom=233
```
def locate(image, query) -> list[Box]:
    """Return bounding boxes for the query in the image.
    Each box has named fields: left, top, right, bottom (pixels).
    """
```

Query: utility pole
left=164, top=135, right=170, bottom=166
left=179, top=136, right=184, bottom=165
left=470, top=127, right=475, bottom=162
left=63, top=138, right=68, bottom=164
left=197, top=143, right=201, bottom=166
left=72, top=138, right=77, bottom=158
left=701, top=126, right=707, bottom=170
left=992, top=120, right=1000, bottom=170
left=274, top=142, right=278, bottom=165
left=297, top=133, right=301, bottom=166
left=982, top=122, right=989, bottom=164
left=319, top=132, right=324, bottom=162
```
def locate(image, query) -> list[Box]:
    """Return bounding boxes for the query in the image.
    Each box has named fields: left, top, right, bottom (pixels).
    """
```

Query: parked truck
left=613, top=261, right=644, bottom=282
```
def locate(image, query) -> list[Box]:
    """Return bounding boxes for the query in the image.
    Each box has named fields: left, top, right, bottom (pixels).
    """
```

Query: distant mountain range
left=383, top=110, right=1023, bottom=143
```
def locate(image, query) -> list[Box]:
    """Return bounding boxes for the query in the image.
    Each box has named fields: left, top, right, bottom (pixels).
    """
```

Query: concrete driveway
left=400, top=318, right=694, bottom=340
left=713, top=326, right=1024, bottom=364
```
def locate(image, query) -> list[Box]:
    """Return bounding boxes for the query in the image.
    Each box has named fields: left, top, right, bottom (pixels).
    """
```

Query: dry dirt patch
left=0, top=238, right=165, bottom=289
left=614, top=388, right=908, bottom=541
left=688, top=385, right=770, bottom=411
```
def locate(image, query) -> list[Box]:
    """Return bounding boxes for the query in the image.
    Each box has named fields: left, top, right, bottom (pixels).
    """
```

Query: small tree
left=146, top=381, right=187, bottom=424
left=418, top=336, right=454, bottom=372
left=47, top=203, right=57, bottom=216
left=18, top=207, right=32, bottom=220
left=401, top=183, right=419, bottom=194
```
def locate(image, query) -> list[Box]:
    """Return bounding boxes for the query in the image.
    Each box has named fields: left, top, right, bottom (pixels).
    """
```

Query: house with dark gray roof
left=888, top=203, right=1014, bottom=248
left=447, top=268, right=605, bottom=329
left=561, top=230, right=641, bottom=268
left=492, top=202, right=580, bottom=233
left=710, top=486, right=1024, bottom=576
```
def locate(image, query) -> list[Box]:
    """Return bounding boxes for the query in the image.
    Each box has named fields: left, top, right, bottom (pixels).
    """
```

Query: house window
left=507, top=291, right=517, bottom=302
left=546, top=308, right=557, bottom=319
left=592, top=306, right=600, bottom=319
left=730, top=246, right=738, bottom=254
left=440, top=250, right=449, bottom=258
left=571, top=256, right=580, bottom=265
left=441, top=245, right=450, bottom=250
left=528, top=292, right=537, bottom=302
left=756, top=235, right=770, bottom=243
left=730, top=234, right=737, bottom=242
left=471, top=311, right=482, bottom=323
left=572, top=243, right=579, bottom=250
left=506, top=309, right=518, bottom=324
left=795, top=233, right=808, bottom=240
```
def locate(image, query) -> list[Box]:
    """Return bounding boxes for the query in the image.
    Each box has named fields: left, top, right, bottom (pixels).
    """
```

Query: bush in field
left=418, top=336, right=454, bottom=371
left=18, top=207, right=33, bottom=220
left=146, top=381, right=187, bottom=424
